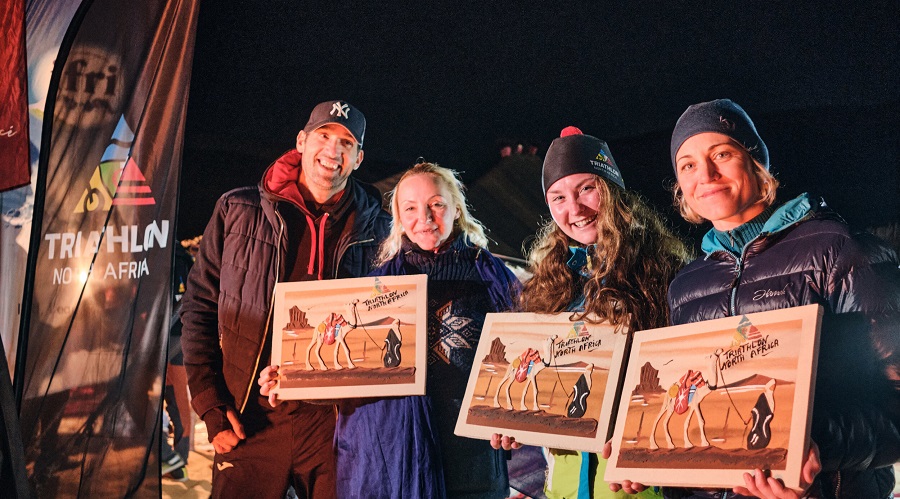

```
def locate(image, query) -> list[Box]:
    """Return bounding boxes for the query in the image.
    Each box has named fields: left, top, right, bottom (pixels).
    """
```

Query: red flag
left=0, top=0, right=30, bottom=192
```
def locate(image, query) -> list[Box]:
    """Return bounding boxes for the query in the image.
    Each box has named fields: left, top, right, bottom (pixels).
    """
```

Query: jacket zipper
left=332, top=237, right=375, bottom=279
left=240, top=203, right=285, bottom=413
left=729, top=254, right=742, bottom=317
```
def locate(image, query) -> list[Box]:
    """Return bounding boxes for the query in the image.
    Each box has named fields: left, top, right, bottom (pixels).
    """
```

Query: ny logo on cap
left=331, top=102, right=350, bottom=119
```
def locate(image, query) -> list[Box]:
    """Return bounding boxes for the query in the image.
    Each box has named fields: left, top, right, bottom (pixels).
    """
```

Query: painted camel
left=493, top=335, right=558, bottom=411
left=305, top=300, right=359, bottom=371
left=649, top=352, right=720, bottom=450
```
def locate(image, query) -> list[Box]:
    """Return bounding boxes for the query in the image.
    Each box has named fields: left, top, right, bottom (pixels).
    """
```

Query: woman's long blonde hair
left=375, top=162, right=489, bottom=266
left=522, top=178, right=691, bottom=332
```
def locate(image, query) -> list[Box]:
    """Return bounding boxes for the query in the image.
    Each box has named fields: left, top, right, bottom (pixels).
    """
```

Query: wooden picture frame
left=605, top=304, right=823, bottom=489
left=270, top=275, right=428, bottom=400
left=454, top=312, right=630, bottom=453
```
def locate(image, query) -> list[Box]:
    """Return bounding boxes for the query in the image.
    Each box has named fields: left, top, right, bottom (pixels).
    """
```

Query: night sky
left=179, top=2, right=899, bottom=245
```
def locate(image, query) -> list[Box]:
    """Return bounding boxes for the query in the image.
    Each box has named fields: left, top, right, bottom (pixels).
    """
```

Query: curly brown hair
left=522, top=178, right=691, bottom=333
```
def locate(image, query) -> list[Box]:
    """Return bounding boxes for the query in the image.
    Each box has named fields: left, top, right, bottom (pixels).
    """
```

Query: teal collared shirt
left=701, top=193, right=814, bottom=257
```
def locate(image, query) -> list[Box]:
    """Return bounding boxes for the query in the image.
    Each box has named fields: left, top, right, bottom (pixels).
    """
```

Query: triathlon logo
left=719, top=314, right=779, bottom=370
left=370, top=277, right=392, bottom=297
left=566, top=321, right=590, bottom=338
left=75, top=115, right=155, bottom=213
left=589, top=148, right=623, bottom=187
left=362, top=278, right=408, bottom=311
left=732, top=315, right=762, bottom=347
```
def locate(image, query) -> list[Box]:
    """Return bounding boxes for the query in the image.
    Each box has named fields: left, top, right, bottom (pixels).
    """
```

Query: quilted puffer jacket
left=181, top=151, right=390, bottom=436
left=667, top=193, right=900, bottom=499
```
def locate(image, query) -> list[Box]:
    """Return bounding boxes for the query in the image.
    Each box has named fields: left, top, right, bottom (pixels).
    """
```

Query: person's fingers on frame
left=601, top=441, right=612, bottom=459
left=489, top=434, right=501, bottom=450
left=802, top=442, right=822, bottom=485
left=258, top=366, right=269, bottom=386
left=766, top=476, right=788, bottom=494
left=738, top=469, right=767, bottom=498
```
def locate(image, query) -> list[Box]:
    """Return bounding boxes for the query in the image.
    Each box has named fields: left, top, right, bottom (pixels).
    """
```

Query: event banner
left=18, top=0, right=199, bottom=496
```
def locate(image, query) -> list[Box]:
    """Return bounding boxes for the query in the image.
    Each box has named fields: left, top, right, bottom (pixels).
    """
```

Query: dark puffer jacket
left=181, top=153, right=390, bottom=435
left=667, top=194, right=900, bottom=499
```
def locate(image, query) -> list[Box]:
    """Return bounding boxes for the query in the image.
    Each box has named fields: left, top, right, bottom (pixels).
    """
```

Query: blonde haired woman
left=647, top=99, right=900, bottom=498
left=337, top=162, right=520, bottom=498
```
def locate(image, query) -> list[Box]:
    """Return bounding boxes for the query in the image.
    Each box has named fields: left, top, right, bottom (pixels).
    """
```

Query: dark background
left=178, top=2, right=899, bottom=254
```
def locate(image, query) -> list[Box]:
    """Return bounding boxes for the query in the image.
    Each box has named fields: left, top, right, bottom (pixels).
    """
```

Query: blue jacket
left=335, top=235, right=521, bottom=499
left=371, top=236, right=520, bottom=312
left=667, top=193, right=900, bottom=498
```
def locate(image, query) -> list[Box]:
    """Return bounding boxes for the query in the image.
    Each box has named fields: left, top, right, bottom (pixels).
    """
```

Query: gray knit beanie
left=670, top=99, right=768, bottom=171
left=542, top=126, right=625, bottom=199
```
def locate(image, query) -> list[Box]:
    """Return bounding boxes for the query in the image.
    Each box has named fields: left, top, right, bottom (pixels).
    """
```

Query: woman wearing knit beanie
left=493, top=126, right=691, bottom=499
left=648, top=99, right=900, bottom=498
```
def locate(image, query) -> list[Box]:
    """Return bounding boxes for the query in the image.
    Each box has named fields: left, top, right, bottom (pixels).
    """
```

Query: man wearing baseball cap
left=182, top=100, right=390, bottom=498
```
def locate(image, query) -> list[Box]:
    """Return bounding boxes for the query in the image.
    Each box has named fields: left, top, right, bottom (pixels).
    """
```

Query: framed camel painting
left=270, top=274, right=428, bottom=400
left=605, top=304, right=824, bottom=489
left=454, top=312, right=630, bottom=453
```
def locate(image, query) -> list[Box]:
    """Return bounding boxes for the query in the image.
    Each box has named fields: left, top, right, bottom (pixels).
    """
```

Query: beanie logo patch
left=590, top=159, right=621, bottom=182
left=592, top=151, right=618, bottom=180
left=719, top=116, right=735, bottom=130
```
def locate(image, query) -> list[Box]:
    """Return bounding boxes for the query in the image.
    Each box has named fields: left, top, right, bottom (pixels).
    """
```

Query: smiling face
left=396, top=173, right=460, bottom=252
left=297, top=123, right=364, bottom=203
left=675, top=132, right=765, bottom=231
left=546, top=173, right=603, bottom=246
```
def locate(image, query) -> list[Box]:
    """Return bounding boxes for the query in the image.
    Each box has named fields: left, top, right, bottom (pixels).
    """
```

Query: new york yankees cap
left=304, top=100, right=366, bottom=147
